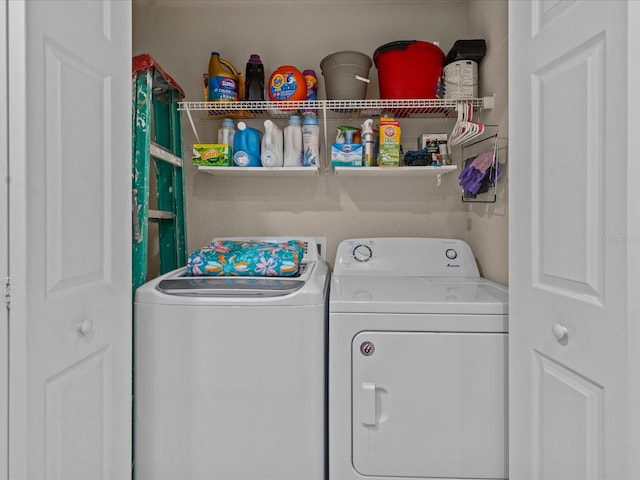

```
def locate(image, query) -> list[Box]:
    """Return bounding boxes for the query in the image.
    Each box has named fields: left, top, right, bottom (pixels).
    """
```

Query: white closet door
left=0, top=1, right=8, bottom=478
left=509, top=1, right=640, bottom=478
left=7, top=1, right=132, bottom=478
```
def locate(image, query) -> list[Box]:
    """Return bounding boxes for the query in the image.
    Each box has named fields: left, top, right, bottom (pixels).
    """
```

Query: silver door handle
left=362, top=382, right=376, bottom=427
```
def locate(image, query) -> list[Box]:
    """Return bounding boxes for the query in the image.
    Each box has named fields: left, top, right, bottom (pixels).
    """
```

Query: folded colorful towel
left=186, top=239, right=306, bottom=277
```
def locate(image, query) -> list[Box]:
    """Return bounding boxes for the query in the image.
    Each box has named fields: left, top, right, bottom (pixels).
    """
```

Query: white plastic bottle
left=217, top=117, right=236, bottom=147
left=302, top=113, right=320, bottom=167
left=261, top=119, right=284, bottom=167
left=283, top=115, right=303, bottom=167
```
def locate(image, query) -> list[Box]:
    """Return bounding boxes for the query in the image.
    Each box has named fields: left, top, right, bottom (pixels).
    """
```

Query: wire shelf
left=178, top=97, right=493, bottom=120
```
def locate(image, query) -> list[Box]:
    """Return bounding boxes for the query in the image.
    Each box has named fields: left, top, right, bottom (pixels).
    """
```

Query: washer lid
left=157, top=261, right=311, bottom=297
left=329, top=276, right=508, bottom=315
left=157, top=276, right=306, bottom=297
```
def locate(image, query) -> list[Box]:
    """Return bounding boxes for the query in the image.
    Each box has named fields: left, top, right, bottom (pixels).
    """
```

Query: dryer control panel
left=333, top=237, right=480, bottom=277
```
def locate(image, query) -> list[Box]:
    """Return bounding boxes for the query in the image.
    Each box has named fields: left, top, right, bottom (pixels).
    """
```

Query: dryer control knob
left=353, top=244, right=373, bottom=263
left=445, top=248, right=458, bottom=260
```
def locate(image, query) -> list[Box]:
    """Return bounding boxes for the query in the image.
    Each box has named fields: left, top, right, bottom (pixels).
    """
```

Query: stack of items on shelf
left=404, top=133, right=451, bottom=167
left=193, top=40, right=489, bottom=171
left=330, top=116, right=403, bottom=168
left=192, top=114, right=320, bottom=169
left=204, top=51, right=319, bottom=104
left=202, top=39, right=486, bottom=107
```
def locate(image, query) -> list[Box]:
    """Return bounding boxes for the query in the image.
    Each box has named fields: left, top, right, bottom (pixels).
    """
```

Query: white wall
left=465, top=0, right=509, bottom=284
left=133, top=0, right=509, bottom=284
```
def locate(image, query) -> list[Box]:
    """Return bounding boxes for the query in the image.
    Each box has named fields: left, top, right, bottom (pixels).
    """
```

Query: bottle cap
left=233, top=151, right=250, bottom=167
left=303, top=114, right=318, bottom=125
left=237, top=121, right=247, bottom=131
left=222, top=118, right=234, bottom=128
left=249, top=54, right=262, bottom=62
left=303, top=69, right=316, bottom=77
left=289, top=115, right=301, bottom=125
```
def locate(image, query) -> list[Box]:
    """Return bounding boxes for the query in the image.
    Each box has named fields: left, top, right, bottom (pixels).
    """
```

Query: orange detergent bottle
left=268, top=65, right=307, bottom=102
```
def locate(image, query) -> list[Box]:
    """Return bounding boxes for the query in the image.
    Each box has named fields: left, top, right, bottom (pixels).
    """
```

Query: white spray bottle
left=361, top=118, right=375, bottom=167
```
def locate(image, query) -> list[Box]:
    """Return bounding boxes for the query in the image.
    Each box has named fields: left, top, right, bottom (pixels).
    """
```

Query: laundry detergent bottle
left=261, top=119, right=284, bottom=167
left=208, top=51, right=239, bottom=102
left=268, top=65, right=307, bottom=102
left=218, top=118, right=236, bottom=146
left=233, top=121, right=262, bottom=167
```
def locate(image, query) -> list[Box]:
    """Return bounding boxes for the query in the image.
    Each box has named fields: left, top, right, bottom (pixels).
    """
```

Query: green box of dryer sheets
left=192, top=144, right=231, bottom=166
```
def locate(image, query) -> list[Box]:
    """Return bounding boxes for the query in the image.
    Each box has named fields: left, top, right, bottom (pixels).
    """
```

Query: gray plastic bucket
left=320, top=51, right=372, bottom=100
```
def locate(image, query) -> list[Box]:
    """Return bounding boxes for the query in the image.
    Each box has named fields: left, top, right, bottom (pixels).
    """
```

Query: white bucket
left=443, top=60, right=478, bottom=99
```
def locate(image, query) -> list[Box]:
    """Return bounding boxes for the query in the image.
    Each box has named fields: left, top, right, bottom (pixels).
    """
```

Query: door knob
left=551, top=323, right=568, bottom=342
left=77, top=319, right=94, bottom=337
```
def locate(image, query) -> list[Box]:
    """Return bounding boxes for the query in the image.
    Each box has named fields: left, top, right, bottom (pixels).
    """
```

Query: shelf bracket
left=184, top=108, right=200, bottom=143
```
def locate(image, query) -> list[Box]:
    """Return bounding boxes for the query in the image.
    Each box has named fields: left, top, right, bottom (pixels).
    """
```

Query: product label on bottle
left=209, top=75, right=238, bottom=101
left=302, top=126, right=320, bottom=166
left=304, top=74, right=317, bottom=100
left=270, top=73, right=301, bottom=101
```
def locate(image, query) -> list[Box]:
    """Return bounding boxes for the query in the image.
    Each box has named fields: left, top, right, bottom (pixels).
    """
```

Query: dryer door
left=352, top=331, right=507, bottom=479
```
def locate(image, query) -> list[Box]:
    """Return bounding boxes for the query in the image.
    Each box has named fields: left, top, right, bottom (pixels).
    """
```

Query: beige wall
left=465, top=0, right=509, bottom=285
left=133, top=0, right=509, bottom=284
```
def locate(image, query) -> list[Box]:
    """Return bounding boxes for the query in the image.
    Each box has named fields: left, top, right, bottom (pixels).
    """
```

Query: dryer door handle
left=362, top=383, right=377, bottom=427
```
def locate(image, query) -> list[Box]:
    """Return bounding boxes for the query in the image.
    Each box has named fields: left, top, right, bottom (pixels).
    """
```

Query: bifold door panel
left=352, top=331, right=507, bottom=479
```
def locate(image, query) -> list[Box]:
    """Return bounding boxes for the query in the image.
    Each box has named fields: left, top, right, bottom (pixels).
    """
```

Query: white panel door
left=509, top=1, right=640, bottom=478
left=0, top=1, right=8, bottom=478
left=351, top=330, right=507, bottom=479
left=7, top=1, right=132, bottom=479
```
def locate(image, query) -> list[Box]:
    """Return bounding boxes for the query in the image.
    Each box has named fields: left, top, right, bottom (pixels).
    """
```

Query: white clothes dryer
left=329, top=237, right=508, bottom=480
left=134, top=237, right=329, bottom=480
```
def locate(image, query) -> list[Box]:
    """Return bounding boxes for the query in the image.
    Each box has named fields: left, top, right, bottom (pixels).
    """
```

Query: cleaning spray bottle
left=360, top=118, right=375, bottom=167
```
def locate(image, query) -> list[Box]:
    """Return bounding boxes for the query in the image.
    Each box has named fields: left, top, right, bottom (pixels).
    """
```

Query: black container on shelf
left=444, top=39, right=487, bottom=66
left=244, top=53, right=265, bottom=101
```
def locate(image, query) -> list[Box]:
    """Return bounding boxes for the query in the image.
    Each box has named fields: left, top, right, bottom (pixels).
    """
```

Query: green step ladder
left=132, top=54, right=187, bottom=292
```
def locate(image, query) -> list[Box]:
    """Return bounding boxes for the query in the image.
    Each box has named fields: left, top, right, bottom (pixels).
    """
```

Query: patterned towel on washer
left=185, top=239, right=306, bottom=277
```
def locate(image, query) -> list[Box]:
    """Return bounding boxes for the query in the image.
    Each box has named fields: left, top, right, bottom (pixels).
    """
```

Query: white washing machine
left=134, top=237, right=329, bottom=480
left=329, top=237, right=508, bottom=480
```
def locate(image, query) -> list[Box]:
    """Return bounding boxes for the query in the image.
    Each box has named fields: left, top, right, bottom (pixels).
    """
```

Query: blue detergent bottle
left=233, top=121, right=262, bottom=167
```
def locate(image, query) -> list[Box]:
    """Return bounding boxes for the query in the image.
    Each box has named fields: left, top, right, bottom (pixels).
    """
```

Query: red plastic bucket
left=373, top=40, right=445, bottom=99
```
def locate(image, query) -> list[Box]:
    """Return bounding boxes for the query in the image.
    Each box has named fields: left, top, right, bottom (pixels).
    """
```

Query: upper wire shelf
left=178, top=97, right=494, bottom=120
